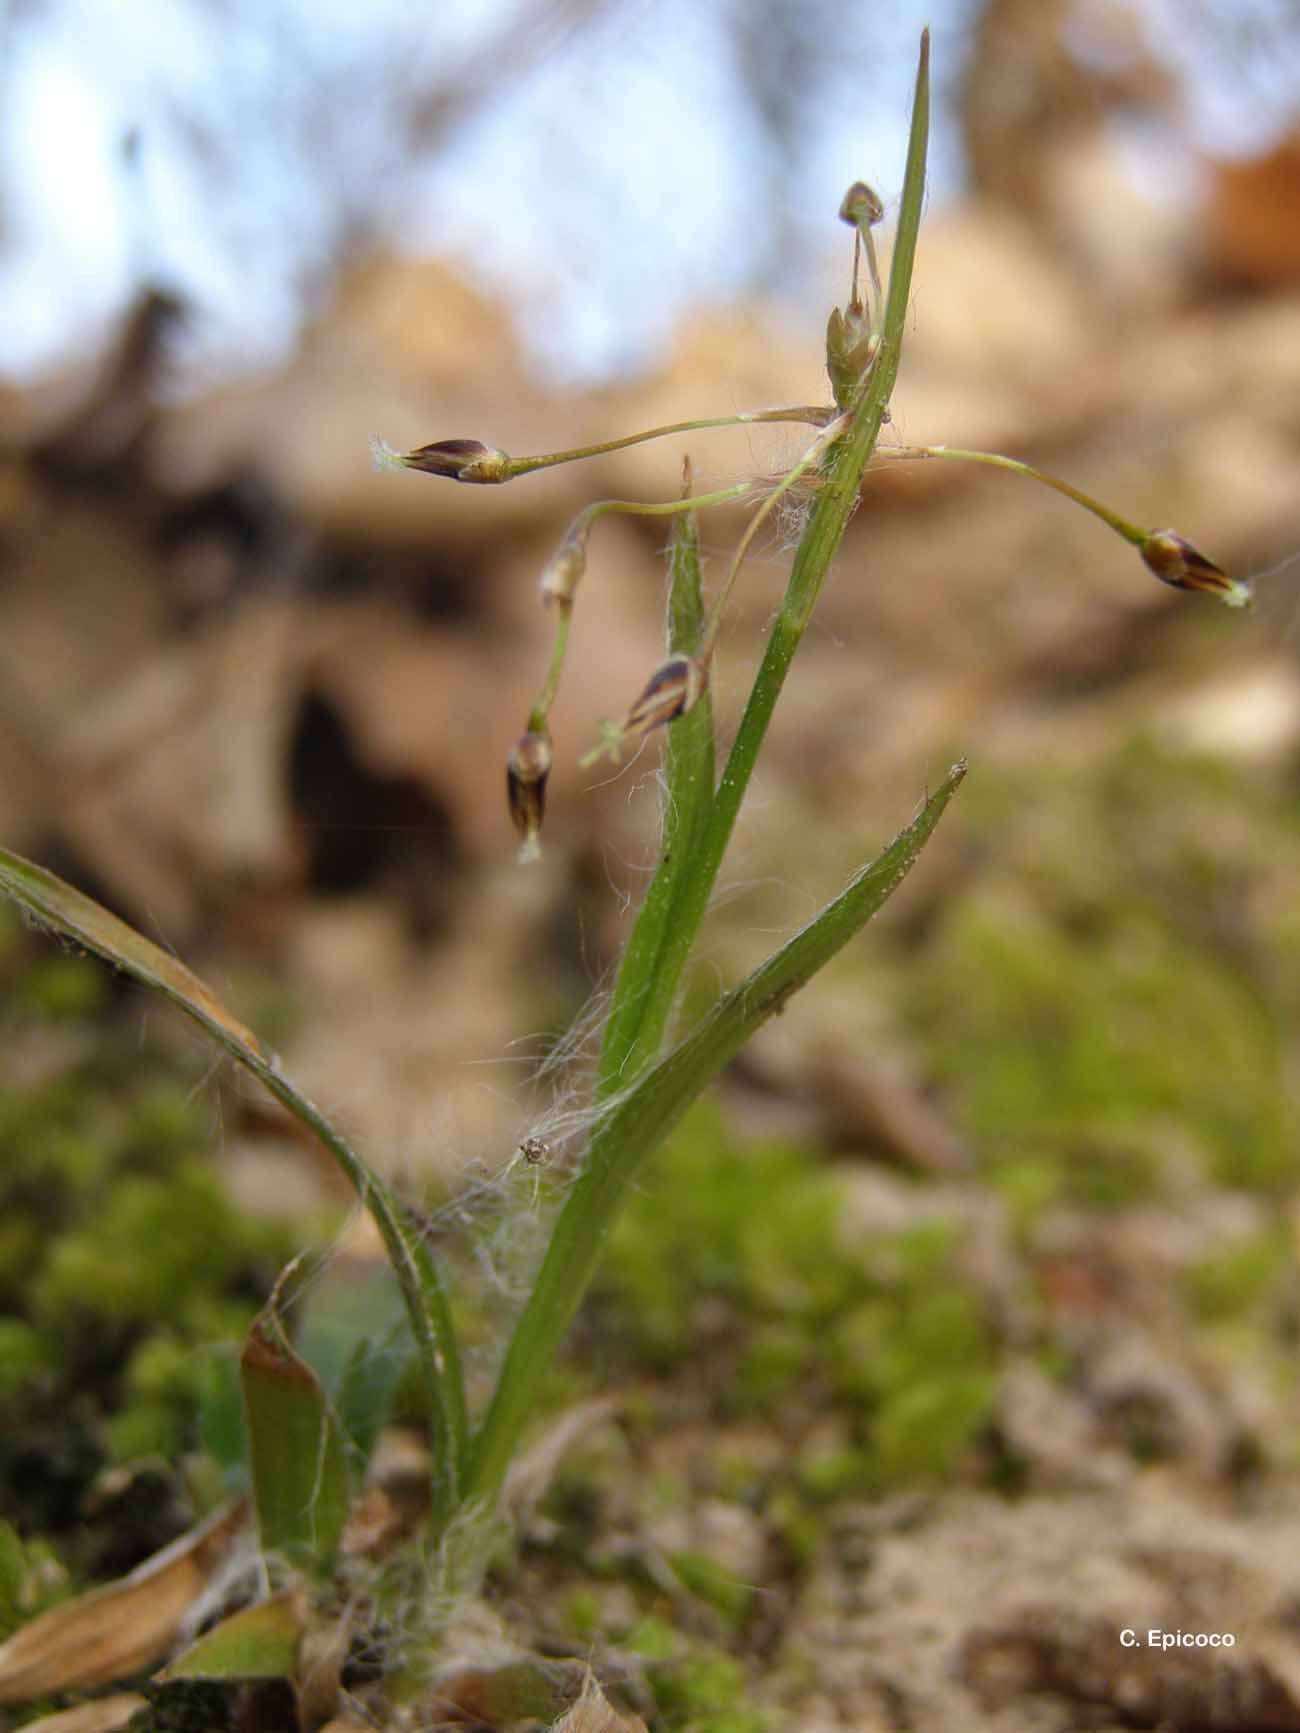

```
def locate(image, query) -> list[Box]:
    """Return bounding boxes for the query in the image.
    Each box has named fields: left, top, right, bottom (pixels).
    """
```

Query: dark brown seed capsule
left=506, top=730, right=553, bottom=861
left=1141, top=530, right=1252, bottom=609
left=620, top=653, right=706, bottom=741
left=396, top=438, right=512, bottom=483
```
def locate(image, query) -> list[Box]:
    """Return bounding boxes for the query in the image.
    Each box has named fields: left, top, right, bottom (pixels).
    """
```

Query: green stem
left=502, top=407, right=836, bottom=478
left=531, top=483, right=755, bottom=731
left=529, top=604, right=572, bottom=730
left=881, top=444, right=1147, bottom=546
left=578, top=483, right=758, bottom=524
left=612, top=27, right=931, bottom=1072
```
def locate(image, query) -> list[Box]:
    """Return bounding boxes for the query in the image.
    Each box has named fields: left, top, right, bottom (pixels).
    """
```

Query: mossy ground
left=0, top=907, right=304, bottom=1614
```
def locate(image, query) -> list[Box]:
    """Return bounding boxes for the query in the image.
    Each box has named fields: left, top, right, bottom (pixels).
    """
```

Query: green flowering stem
left=880, top=443, right=1147, bottom=543
left=879, top=443, right=1250, bottom=607
left=594, top=27, right=932, bottom=1092
left=460, top=31, right=934, bottom=1539
left=530, top=481, right=756, bottom=732
left=464, top=758, right=965, bottom=1511
left=574, top=484, right=758, bottom=533
left=576, top=413, right=853, bottom=771
left=528, top=605, right=573, bottom=731
left=376, top=407, right=836, bottom=487
left=500, top=408, right=837, bottom=478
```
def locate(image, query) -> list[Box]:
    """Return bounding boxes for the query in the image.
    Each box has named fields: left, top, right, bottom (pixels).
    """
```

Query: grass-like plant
left=0, top=31, right=1250, bottom=1725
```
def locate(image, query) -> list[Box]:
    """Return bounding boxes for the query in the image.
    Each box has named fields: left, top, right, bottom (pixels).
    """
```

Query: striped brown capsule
left=1141, top=531, right=1251, bottom=609
left=388, top=437, right=512, bottom=484
left=620, top=653, right=706, bottom=741
left=507, top=730, right=553, bottom=861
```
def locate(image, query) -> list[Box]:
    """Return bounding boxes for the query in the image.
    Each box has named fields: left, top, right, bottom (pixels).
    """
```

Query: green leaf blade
left=240, top=1311, right=350, bottom=1577
left=596, top=500, right=717, bottom=1096
left=157, top=1594, right=304, bottom=1682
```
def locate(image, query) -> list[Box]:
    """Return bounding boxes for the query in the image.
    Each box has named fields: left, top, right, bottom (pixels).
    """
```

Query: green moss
left=0, top=1521, right=28, bottom=1636
left=33, top=1160, right=264, bottom=1329
left=763, top=1487, right=822, bottom=1570
left=628, top=1615, right=774, bottom=1728
left=902, top=741, right=1300, bottom=1205
left=1185, top=1231, right=1291, bottom=1320
left=733, top=1325, right=809, bottom=1409
left=625, top=1614, right=679, bottom=1660
left=667, top=1549, right=754, bottom=1630
left=0, top=1320, right=52, bottom=1398
left=648, top=1648, right=760, bottom=1723
left=0, top=1523, right=67, bottom=1638
left=796, top=1444, right=870, bottom=1502
left=558, top=1587, right=603, bottom=1640
left=593, top=1101, right=1002, bottom=1489
left=15, top=952, right=110, bottom=1020
left=873, top=1373, right=998, bottom=1483
left=104, top=1400, right=183, bottom=1462
left=0, top=938, right=303, bottom=1547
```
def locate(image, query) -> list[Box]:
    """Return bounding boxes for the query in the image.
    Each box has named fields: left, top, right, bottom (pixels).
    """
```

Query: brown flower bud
left=1141, top=530, right=1252, bottom=610
left=540, top=528, right=588, bottom=608
left=506, top=730, right=553, bottom=862
left=620, top=653, right=706, bottom=741
left=375, top=436, right=512, bottom=484
left=839, top=181, right=885, bottom=228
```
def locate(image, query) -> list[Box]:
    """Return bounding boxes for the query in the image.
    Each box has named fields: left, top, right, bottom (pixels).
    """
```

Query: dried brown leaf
left=16, top=1695, right=148, bottom=1733
left=0, top=1501, right=246, bottom=1704
left=552, top=1673, right=648, bottom=1732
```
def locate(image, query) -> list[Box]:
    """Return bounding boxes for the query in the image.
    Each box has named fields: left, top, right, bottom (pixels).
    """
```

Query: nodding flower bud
left=839, top=181, right=885, bottom=228
left=1141, top=530, right=1252, bottom=610
left=579, top=654, right=707, bottom=769
left=540, top=528, right=588, bottom=608
left=506, top=730, right=553, bottom=863
left=371, top=435, right=512, bottom=484
left=621, top=653, right=706, bottom=741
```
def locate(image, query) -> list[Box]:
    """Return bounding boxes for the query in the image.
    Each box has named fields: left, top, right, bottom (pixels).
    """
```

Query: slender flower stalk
left=578, top=415, right=850, bottom=768
left=371, top=406, right=836, bottom=486
left=515, top=480, right=755, bottom=839
left=879, top=443, right=1252, bottom=608
left=840, top=180, right=886, bottom=335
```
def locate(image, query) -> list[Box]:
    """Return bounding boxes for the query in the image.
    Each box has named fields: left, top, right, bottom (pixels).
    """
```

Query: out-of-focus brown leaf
left=552, top=1673, right=649, bottom=1732
left=15, top=1695, right=148, bottom=1733
left=431, top=1656, right=589, bottom=1724
left=1209, top=131, right=1300, bottom=287
left=0, top=1501, right=246, bottom=1704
